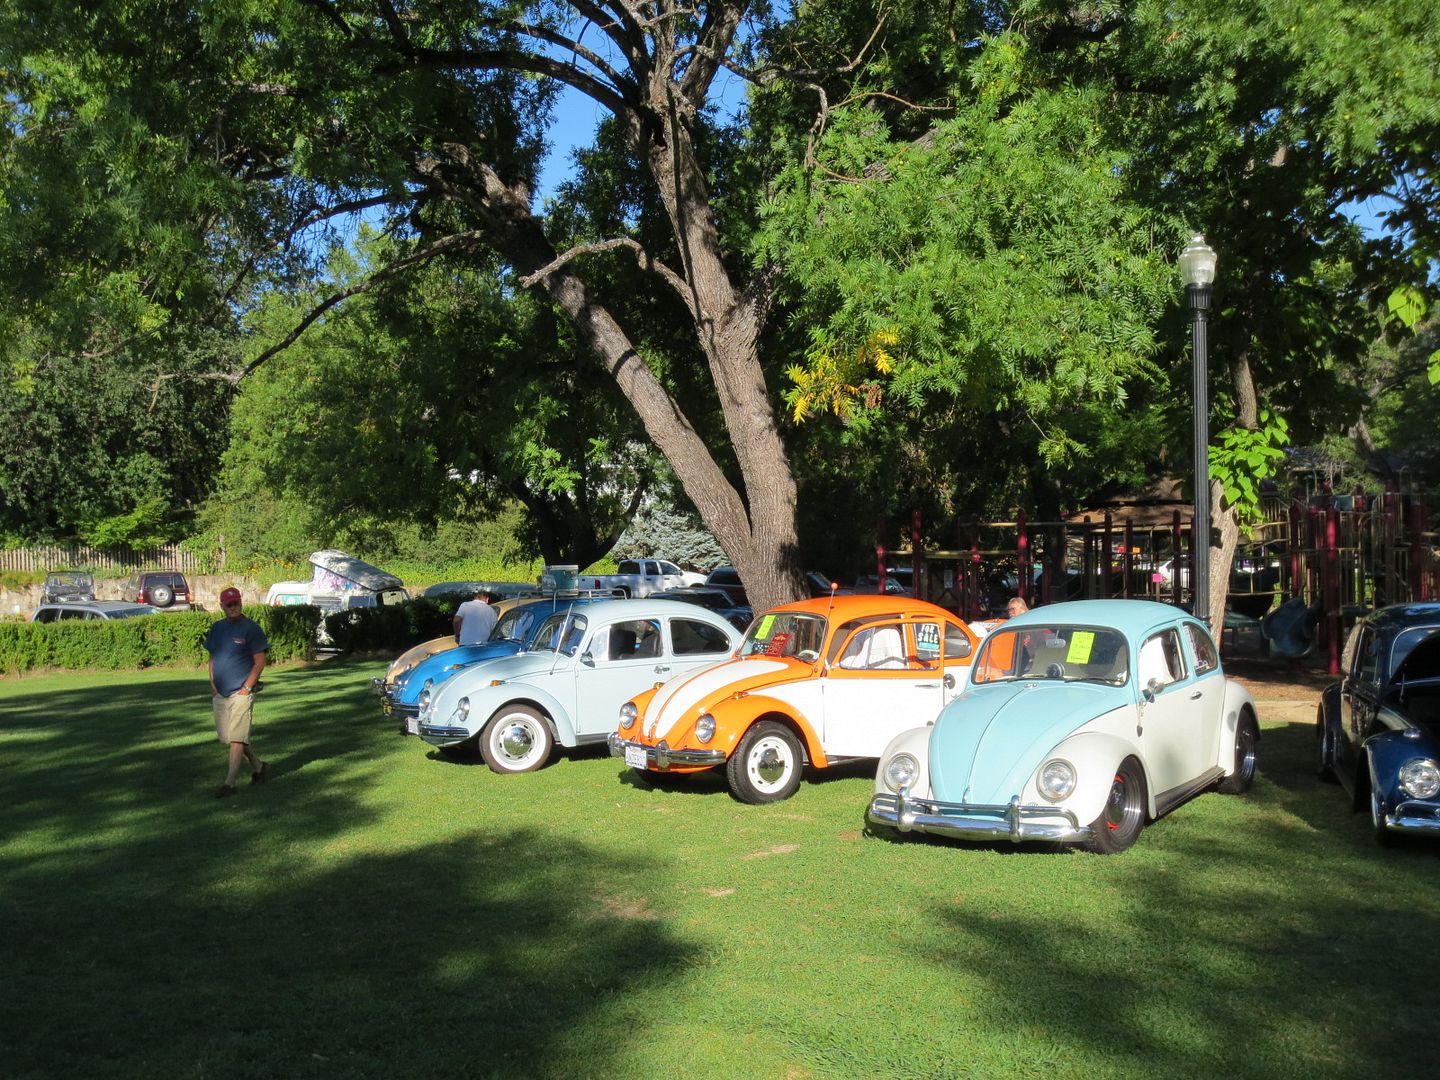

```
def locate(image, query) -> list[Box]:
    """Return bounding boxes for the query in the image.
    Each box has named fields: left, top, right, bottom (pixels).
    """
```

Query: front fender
left=874, top=726, right=934, bottom=799
left=446, top=682, right=571, bottom=744
left=1045, top=731, right=1151, bottom=826
left=708, top=694, right=827, bottom=767
left=1364, top=728, right=1440, bottom=806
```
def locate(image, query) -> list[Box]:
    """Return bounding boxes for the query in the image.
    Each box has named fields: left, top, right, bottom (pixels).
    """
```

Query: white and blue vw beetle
left=417, top=598, right=743, bottom=773
left=868, top=600, right=1258, bottom=853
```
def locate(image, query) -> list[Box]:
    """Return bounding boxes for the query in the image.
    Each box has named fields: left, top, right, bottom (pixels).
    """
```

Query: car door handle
left=915, top=682, right=941, bottom=688
left=1190, top=691, right=1203, bottom=700
left=653, top=665, right=671, bottom=674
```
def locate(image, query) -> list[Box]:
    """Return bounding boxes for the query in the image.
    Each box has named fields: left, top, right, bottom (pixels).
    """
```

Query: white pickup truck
left=576, top=558, right=705, bottom=598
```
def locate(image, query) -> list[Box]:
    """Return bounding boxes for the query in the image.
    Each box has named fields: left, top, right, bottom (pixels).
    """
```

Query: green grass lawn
left=3, top=660, right=1437, bottom=1079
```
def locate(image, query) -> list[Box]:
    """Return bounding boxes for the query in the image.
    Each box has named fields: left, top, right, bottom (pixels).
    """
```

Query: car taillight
left=138, top=589, right=149, bottom=603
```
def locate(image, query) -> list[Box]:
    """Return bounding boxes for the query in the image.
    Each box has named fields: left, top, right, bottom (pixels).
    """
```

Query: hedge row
left=320, top=596, right=459, bottom=653
left=0, top=605, right=317, bottom=676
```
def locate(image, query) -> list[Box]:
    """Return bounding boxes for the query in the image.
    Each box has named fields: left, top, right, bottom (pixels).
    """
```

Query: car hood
left=928, top=681, right=1126, bottom=804
left=399, top=641, right=524, bottom=698
left=643, top=656, right=796, bottom=739
left=449, top=650, right=573, bottom=692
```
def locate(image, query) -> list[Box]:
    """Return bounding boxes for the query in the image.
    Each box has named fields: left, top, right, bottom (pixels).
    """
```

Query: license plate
left=406, top=716, right=419, bottom=736
left=624, top=745, right=648, bottom=769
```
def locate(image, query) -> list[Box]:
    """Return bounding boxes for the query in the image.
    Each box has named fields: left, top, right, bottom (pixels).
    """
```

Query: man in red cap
left=203, top=586, right=270, bottom=798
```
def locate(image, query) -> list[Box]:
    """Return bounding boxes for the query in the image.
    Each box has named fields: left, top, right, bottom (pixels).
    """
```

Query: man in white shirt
left=453, top=588, right=499, bottom=645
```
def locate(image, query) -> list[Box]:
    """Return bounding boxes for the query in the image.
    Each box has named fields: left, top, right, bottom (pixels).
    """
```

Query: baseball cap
left=219, top=587, right=243, bottom=605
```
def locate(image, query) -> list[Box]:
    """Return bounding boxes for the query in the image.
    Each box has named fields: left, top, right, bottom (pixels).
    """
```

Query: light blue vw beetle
left=417, top=598, right=744, bottom=773
left=868, top=599, right=1259, bottom=853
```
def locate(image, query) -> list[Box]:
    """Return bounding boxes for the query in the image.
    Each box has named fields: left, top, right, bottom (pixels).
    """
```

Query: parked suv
left=41, top=570, right=96, bottom=603
left=123, top=570, right=193, bottom=610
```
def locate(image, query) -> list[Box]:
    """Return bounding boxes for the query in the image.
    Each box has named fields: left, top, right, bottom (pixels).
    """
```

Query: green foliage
left=321, top=598, right=455, bottom=654
left=79, top=496, right=174, bottom=551
left=1209, top=410, right=1291, bottom=528
left=612, top=494, right=726, bottom=572
left=0, top=605, right=314, bottom=676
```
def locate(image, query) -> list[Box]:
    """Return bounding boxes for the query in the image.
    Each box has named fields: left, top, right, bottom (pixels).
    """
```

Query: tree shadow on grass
left=2, top=662, right=696, bottom=1077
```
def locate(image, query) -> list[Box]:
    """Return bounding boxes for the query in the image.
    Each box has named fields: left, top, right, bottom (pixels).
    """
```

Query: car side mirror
left=580, top=652, right=596, bottom=667
left=1143, top=677, right=1162, bottom=702
left=943, top=673, right=956, bottom=690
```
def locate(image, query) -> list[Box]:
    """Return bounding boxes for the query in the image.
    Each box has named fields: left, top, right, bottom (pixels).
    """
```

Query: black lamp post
left=1180, top=235, right=1218, bottom=624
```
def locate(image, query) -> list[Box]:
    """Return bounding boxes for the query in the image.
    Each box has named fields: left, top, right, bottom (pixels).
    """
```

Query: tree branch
left=520, top=236, right=691, bottom=302
left=235, top=231, right=488, bottom=381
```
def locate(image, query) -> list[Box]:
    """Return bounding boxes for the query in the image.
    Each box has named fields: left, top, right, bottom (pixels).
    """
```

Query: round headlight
left=418, top=688, right=431, bottom=710
left=1398, top=758, right=1440, bottom=800
left=695, top=713, right=716, bottom=743
left=456, top=697, right=471, bottom=721
left=1037, top=759, right=1077, bottom=802
left=619, top=702, right=638, bottom=729
left=423, top=678, right=433, bottom=693
left=883, top=753, right=919, bottom=792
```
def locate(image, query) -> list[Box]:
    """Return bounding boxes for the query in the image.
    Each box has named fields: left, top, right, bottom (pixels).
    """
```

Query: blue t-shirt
left=204, top=616, right=270, bottom=696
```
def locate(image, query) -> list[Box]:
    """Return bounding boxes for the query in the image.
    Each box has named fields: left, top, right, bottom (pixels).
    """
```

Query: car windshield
left=972, top=625, right=1130, bottom=686
left=740, top=611, right=827, bottom=660
left=48, top=572, right=92, bottom=586
left=533, top=610, right=589, bottom=656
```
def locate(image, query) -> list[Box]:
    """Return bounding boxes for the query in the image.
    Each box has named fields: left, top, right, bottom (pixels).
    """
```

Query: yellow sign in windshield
left=1066, top=631, right=1095, bottom=665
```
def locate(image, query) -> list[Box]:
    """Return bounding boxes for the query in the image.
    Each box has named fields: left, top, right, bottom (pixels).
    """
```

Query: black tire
left=150, top=583, right=174, bottom=608
left=726, top=721, right=803, bottom=804
left=479, top=705, right=554, bottom=774
left=1218, top=713, right=1259, bottom=794
left=1084, top=757, right=1147, bottom=854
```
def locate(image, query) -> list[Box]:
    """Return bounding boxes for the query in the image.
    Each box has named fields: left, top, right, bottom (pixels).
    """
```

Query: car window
left=671, top=618, right=733, bottom=656
left=659, top=561, right=681, bottom=576
left=1340, top=623, right=1364, bottom=676
left=973, top=625, right=1128, bottom=685
left=617, top=560, right=640, bottom=575
left=535, top=610, right=588, bottom=655
left=836, top=623, right=907, bottom=669
left=1185, top=623, right=1219, bottom=675
left=940, top=623, right=971, bottom=661
left=593, top=619, right=662, bottom=662
left=743, top=611, right=826, bottom=659
left=1356, top=626, right=1379, bottom=683
left=1138, top=629, right=1187, bottom=690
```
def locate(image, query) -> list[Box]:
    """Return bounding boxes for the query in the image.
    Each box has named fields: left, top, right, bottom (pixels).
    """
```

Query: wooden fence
left=0, top=543, right=202, bottom=574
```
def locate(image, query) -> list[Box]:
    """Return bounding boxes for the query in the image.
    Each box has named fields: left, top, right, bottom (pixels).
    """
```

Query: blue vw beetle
left=1317, top=602, right=1440, bottom=846
left=868, top=599, right=1259, bottom=854
left=382, top=596, right=608, bottom=732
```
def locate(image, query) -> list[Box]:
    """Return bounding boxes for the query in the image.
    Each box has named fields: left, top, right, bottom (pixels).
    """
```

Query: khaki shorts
left=213, top=692, right=254, bottom=745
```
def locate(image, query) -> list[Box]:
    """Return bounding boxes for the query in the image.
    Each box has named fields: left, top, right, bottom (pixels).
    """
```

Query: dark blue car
left=383, top=596, right=607, bottom=732
left=1318, top=602, right=1440, bottom=845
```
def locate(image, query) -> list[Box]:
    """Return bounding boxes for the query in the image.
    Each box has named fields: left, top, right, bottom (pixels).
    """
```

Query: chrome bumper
left=1382, top=800, right=1440, bottom=836
left=370, top=676, right=389, bottom=697
left=868, top=790, right=1093, bottom=844
left=418, top=722, right=475, bottom=747
left=607, top=733, right=726, bottom=770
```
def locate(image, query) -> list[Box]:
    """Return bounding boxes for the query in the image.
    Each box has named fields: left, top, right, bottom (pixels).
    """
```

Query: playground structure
left=877, top=483, right=1439, bottom=673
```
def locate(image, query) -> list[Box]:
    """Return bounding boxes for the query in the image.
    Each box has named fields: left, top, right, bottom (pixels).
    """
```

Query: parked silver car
left=31, top=601, right=160, bottom=623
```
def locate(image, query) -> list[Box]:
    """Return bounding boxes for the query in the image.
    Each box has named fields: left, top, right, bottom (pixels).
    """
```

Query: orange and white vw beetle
left=609, top=594, right=979, bottom=803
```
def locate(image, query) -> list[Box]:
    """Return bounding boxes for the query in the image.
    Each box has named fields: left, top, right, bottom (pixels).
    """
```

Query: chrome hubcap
left=750, top=739, right=791, bottom=786
left=498, top=722, right=535, bottom=760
